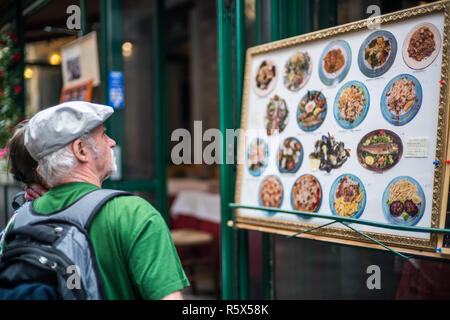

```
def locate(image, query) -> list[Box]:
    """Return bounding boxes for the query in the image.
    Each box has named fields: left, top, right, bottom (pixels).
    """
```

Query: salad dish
left=283, top=51, right=312, bottom=91
left=277, top=137, right=303, bottom=173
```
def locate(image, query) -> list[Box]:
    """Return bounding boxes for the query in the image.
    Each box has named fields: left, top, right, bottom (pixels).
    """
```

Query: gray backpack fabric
left=0, top=189, right=131, bottom=300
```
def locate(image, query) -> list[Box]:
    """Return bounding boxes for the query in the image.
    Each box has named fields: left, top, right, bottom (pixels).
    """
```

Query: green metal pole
left=100, top=0, right=109, bottom=107
left=287, top=0, right=298, bottom=37
left=80, top=0, right=88, bottom=36
left=279, top=0, right=288, bottom=39
left=153, top=0, right=169, bottom=226
left=218, top=0, right=237, bottom=300
left=296, top=0, right=304, bottom=35
left=270, top=0, right=280, bottom=41
left=100, top=0, right=125, bottom=182
left=261, top=0, right=293, bottom=300
left=236, top=0, right=249, bottom=300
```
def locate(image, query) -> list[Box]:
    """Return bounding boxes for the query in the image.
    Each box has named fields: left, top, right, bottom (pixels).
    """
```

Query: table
left=169, top=190, right=221, bottom=296
left=170, top=190, right=221, bottom=241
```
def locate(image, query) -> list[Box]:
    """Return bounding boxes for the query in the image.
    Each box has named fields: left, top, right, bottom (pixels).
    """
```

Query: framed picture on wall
left=60, top=79, right=93, bottom=103
left=235, top=0, right=450, bottom=259
left=61, top=31, right=100, bottom=87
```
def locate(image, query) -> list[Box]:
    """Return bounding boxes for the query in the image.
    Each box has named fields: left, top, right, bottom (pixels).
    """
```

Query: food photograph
left=402, top=22, right=441, bottom=70
left=246, top=138, right=269, bottom=177
left=291, top=174, right=322, bottom=218
left=357, top=129, right=403, bottom=172
left=265, top=94, right=289, bottom=135
left=358, top=30, right=397, bottom=78
left=258, top=175, right=284, bottom=214
left=380, top=74, right=422, bottom=126
left=318, top=40, right=352, bottom=86
left=333, top=80, right=370, bottom=129
left=309, top=133, right=351, bottom=173
left=283, top=51, right=312, bottom=91
left=382, top=176, right=425, bottom=226
left=297, top=90, right=327, bottom=131
left=253, top=59, right=278, bottom=96
left=329, top=174, right=366, bottom=219
left=277, top=137, right=303, bottom=173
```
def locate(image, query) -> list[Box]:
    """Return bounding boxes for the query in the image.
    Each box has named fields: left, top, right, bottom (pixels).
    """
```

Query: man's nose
left=109, top=137, right=116, bottom=148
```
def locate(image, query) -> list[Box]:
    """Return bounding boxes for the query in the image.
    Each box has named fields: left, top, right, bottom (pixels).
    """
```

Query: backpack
left=0, top=189, right=131, bottom=300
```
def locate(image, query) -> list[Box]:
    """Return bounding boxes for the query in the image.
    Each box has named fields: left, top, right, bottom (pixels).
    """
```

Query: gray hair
left=38, top=132, right=98, bottom=188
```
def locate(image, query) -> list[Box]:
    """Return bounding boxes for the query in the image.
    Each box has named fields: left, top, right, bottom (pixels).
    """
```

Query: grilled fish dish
left=359, top=142, right=398, bottom=155
left=357, top=129, right=403, bottom=172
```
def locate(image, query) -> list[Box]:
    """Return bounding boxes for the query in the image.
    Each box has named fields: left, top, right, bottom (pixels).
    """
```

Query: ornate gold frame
left=235, top=0, right=450, bottom=256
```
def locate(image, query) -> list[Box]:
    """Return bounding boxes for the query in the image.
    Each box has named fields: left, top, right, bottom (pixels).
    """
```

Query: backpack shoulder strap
left=14, top=189, right=133, bottom=230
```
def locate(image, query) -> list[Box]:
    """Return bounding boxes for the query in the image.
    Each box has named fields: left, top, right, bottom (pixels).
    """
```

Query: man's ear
left=71, top=138, right=89, bottom=163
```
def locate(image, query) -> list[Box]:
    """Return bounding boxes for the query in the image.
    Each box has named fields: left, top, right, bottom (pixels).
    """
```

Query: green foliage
left=0, top=29, right=23, bottom=150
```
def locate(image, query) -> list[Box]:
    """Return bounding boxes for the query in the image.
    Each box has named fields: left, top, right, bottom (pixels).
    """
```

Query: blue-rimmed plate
left=277, top=137, right=303, bottom=174
left=329, top=174, right=366, bottom=219
left=358, top=30, right=397, bottom=78
left=246, top=138, right=269, bottom=177
left=333, top=81, right=370, bottom=129
left=382, top=176, right=425, bottom=226
left=291, top=174, right=322, bottom=220
left=319, top=40, right=352, bottom=86
left=297, top=90, right=327, bottom=132
left=380, top=74, right=422, bottom=126
left=258, top=175, right=284, bottom=216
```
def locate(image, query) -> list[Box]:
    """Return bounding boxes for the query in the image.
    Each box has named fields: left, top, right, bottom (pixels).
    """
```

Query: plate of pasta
left=358, top=30, right=397, bottom=78
left=382, top=176, right=425, bottom=226
left=329, top=174, right=366, bottom=219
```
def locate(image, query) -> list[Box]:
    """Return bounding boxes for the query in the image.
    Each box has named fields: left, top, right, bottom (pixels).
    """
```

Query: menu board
left=235, top=1, right=450, bottom=257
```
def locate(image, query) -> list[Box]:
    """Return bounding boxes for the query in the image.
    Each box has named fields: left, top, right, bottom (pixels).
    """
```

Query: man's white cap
left=25, top=101, right=114, bottom=161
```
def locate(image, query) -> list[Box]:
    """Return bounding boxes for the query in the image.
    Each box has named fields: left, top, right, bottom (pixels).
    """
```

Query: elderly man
left=21, top=101, right=189, bottom=299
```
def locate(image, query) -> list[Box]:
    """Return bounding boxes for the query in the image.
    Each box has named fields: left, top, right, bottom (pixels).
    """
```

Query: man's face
left=90, top=124, right=117, bottom=182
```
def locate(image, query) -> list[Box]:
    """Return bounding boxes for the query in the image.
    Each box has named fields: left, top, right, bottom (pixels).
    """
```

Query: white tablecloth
left=170, top=190, right=221, bottom=224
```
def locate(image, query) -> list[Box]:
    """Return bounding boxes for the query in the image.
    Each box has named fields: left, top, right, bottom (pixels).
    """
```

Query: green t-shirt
left=30, top=182, right=189, bottom=300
